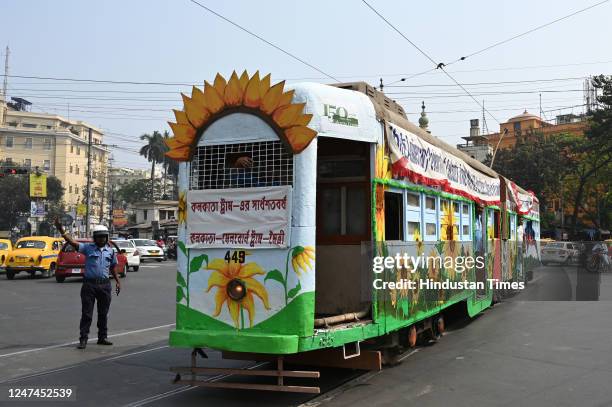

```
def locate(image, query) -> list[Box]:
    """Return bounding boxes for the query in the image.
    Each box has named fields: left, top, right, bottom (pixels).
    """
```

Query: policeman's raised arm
left=54, top=217, right=80, bottom=251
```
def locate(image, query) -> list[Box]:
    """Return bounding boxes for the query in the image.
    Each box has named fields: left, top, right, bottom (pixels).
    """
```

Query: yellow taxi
left=5, top=236, right=64, bottom=280
left=0, top=238, right=13, bottom=270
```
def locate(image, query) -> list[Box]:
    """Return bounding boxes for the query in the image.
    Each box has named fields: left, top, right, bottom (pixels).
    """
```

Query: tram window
left=190, top=141, right=293, bottom=190
left=423, top=194, right=438, bottom=241
left=461, top=203, right=471, bottom=241
left=384, top=191, right=404, bottom=241
left=406, top=192, right=421, bottom=241
left=407, top=193, right=420, bottom=208
left=425, top=196, right=436, bottom=210
left=346, top=187, right=367, bottom=235
left=320, top=188, right=341, bottom=236
left=453, top=202, right=460, bottom=215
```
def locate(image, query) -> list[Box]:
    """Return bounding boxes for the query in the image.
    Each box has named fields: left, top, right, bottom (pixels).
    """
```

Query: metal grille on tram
left=190, top=141, right=293, bottom=190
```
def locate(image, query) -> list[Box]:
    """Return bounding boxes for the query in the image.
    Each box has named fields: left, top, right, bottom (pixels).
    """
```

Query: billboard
left=29, top=174, right=47, bottom=198
left=112, top=209, right=128, bottom=227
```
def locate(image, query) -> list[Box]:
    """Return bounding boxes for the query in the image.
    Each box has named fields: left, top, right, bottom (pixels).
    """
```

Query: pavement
left=0, top=262, right=611, bottom=406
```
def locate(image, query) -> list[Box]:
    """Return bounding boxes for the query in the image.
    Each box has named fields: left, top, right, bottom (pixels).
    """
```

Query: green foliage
left=0, top=163, right=64, bottom=231
left=115, top=178, right=164, bottom=204
left=176, top=286, right=186, bottom=303
left=264, top=269, right=285, bottom=285
left=177, top=272, right=187, bottom=288
left=177, top=241, right=187, bottom=256
left=287, top=281, right=301, bottom=299
left=189, top=254, right=208, bottom=274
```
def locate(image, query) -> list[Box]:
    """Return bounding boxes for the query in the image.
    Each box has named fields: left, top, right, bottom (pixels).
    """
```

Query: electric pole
left=85, top=127, right=93, bottom=235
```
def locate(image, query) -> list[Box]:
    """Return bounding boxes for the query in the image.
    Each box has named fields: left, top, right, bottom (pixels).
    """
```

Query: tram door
left=315, top=138, right=371, bottom=318
left=475, top=205, right=487, bottom=298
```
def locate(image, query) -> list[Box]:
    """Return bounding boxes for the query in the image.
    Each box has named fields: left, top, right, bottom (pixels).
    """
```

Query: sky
left=1, top=0, right=611, bottom=169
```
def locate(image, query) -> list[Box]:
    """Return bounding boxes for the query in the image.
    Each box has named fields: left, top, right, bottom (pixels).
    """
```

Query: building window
left=6, top=157, right=12, bottom=164
left=513, top=122, right=521, bottom=133
left=143, top=209, right=148, bottom=221
left=69, top=165, right=73, bottom=173
left=44, top=138, right=52, bottom=150
left=75, top=166, right=80, bottom=175
left=70, top=144, right=74, bottom=153
left=5, top=136, right=13, bottom=148
left=69, top=184, right=72, bottom=193
left=76, top=147, right=81, bottom=155
left=25, top=138, right=33, bottom=149
left=24, top=159, right=31, bottom=168
left=43, top=160, right=50, bottom=171
left=22, top=123, right=37, bottom=128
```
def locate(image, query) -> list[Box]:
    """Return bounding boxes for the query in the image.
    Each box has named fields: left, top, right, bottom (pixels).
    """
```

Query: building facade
left=485, top=110, right=588, bottom=150
left=0, top=106, right=110, bottom=221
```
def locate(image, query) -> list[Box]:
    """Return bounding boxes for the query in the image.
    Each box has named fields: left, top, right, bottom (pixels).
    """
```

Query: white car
left=541, top=242, right=581, bottom=265
left=113, top=240, right=141, bottom=271
left=130, top=239, right=166, bottom=262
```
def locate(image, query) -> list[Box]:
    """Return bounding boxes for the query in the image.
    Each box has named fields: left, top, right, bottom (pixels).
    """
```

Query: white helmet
left=92, top=225, right=109, bottom=238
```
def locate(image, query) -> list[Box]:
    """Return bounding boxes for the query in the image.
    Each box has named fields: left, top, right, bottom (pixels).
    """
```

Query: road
left=1, top=262, right=611, bottom=406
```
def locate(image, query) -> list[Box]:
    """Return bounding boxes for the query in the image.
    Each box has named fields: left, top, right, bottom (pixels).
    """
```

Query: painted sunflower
left=206, top=258, right=271, bottom=328
left=178, top=191, right=187, bottom=224
left=165, top=71, right=316, bottom=160
left=413, top=228, right=424, bottom=258
left=291, top=246, right=315, bottom=276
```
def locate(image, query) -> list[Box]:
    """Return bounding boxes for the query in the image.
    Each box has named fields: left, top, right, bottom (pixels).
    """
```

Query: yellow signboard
left=77, top=204, right=87, bottom=217
left=29, top=174, right=47, bottom=198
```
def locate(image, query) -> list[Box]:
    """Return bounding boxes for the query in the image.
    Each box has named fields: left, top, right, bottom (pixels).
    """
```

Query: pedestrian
left=54, top=218, right=121, bottom=349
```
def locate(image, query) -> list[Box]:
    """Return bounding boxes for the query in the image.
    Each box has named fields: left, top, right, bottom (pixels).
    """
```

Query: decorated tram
left=165, top=72, right=540, bottom=393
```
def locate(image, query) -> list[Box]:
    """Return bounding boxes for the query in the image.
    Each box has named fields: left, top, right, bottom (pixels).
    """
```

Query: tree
left=139, top=131, right=166, bottom=201
left=567, top=75, right=612, bottom=234
left=115, top=178, right=164, bottom=205
left=0, top=163, right=65, bottom=235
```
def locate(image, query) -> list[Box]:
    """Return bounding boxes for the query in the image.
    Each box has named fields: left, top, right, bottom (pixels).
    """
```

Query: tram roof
left=289, top=81, right=499, bottom=180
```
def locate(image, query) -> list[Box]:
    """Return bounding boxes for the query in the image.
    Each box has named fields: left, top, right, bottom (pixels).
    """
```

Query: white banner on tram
left=186, top=186, right=292, bottom=249
left=387, top=123, right=500, bottom=204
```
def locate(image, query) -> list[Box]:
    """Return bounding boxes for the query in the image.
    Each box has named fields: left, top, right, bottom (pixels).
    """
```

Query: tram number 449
left=224, top=250, right=245, bottom=264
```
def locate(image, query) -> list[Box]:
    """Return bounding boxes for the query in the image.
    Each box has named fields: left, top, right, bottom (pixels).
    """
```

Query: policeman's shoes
left=97, top=338, right=113, bottom=346
left=77, top=340, right=87, bottom=349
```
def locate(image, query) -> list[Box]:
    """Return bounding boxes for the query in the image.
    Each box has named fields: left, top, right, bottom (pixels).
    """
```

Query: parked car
left=130, top=239, right=166, bottom=262
left=541, top=241, right=581, bottom=265
left=5, top=236, right=64, bottom=279
left=113, top=239, right=141, bottom=271
left=0, top=238, right=13, bottom=272
left=56, top=239, right=128, bottom=283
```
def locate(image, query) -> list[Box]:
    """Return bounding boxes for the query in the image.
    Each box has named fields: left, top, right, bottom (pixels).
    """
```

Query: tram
left=165, top=71, right=540, bottom=393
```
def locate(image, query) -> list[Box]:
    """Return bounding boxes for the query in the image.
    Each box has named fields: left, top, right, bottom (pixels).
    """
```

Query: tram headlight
left=226, top=279, right=247, bottom=301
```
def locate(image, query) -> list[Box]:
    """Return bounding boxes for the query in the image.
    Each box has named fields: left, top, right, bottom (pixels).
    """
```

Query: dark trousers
left=80, top=281, right=112, bottom=341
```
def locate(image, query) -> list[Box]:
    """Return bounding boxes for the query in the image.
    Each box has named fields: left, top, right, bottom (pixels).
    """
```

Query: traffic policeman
left=54, top=218, right=121, bottom=349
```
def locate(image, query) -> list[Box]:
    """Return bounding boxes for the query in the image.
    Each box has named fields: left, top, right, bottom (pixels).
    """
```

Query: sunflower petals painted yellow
left=203, top=81, right=224, bottom=114
left=243, top=71, right=262, bottom=108
left=224, top=71, right=243, bottom=106
left=165, top=71, right=317, bottom=161
left=261, top=81, right=285, bottom=114
left=205, top=255, right=270, bottom=329
left=292, top=246, right=315, bottom=276
left=285, top=126, right=317, bottom=153
left=273, top=103, right=305, bottom=128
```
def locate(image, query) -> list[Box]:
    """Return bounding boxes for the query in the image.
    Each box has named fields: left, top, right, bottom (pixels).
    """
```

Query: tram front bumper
left=169, top=329, right=299, bottom=354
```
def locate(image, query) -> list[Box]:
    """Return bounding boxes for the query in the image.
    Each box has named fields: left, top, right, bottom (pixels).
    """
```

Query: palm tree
left=139, top=131, right=166, bottom=201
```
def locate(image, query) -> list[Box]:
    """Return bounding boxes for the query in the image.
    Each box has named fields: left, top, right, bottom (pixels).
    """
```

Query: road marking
left=0, top=344, right=170, bottom=384
left=0, top=323, right=175, bottom=358
left=398, top=348, right=420, bottom=362
left=123, top=362, right=268, bottom=407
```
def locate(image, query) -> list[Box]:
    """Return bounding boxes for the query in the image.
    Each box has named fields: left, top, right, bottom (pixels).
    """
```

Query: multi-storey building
left=0, top=102, right=110, bottom=221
